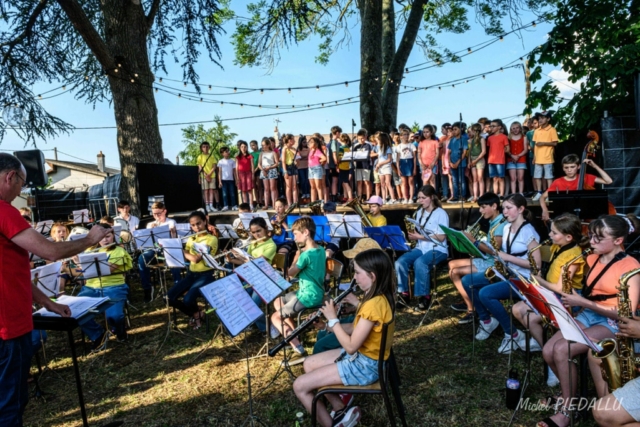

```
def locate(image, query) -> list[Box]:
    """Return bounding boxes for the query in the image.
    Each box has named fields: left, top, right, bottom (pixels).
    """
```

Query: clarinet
left=268, top=279, right=358, bottom=357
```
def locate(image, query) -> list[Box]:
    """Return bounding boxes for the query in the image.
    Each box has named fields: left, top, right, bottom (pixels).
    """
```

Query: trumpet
left=235, top=223, right=250, bottom=240
left=273, top=202, right=297, bottom=236
left=466, top=215, right=485, bottom=240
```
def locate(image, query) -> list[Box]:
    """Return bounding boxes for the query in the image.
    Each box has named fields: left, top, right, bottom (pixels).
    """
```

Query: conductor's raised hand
left=617, top=317, right=640, bottom=339
left=319, top=299, right=338, bottom=320
left=87, top=225, right=112, bottom=246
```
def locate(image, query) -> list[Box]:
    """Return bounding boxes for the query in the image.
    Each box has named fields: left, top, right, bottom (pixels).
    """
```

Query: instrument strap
left=418, top=208, right=436, bottom=233
left=541, top=242, right=577, bottom=278
left=582, top=252, right=627, bottom=300
left=506, top=220, right=529, bottom=256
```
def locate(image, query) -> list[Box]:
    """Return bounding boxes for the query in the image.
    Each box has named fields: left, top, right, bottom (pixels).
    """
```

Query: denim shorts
left=309, top=166, right=324, bottom=180
left=336, top=349, right=379, bottom=386
left=534, top=163, right=554, bottom=179
left=613, top=377, right=640, bottom=421
left=472, top=257, right=495, bottom=272
left=261, top=168, right=278, bottom=180
left=399, top=158, right=414, bottom=177
left=576, top=308, right=619, bottom=334
left=506, top=162, right=527, bottom=170
left=488, top=163, right=505, bottom=178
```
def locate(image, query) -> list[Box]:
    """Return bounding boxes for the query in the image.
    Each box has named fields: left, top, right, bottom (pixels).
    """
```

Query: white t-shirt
left=218, top=158, right=236, bottom=181
left=116, top=214, right=140, bottom=230
left=147, top=217, right=176, bottom=230
left=501, top=222, right=540, bottom=278
left=395, top=143, right=416, bottom=160
left=414, top=207, right=449, bottom=255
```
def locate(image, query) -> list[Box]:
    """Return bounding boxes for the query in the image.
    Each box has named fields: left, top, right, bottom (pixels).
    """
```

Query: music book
left=440, top=225, right=485, bottom=258
left=34, top=295, right=109, bottom=319
left=364, top=226, right=410, bottom=251
left=199, top=274, right=263, bottom=337
left=35, top=220, right=53, bottom=235
left=326, top=214, right=364, bottom=238
left=216, top=224, right=239, bottom=239
left=77, top=252, right=111, bottom=279
left=340, top=152, right=353, bottom=162
left=352, top=150, right=369, bottom=160
left=239, top=212, right=273, bottom=230
left=31, top=261, right=62, bottom=297
left=157, top=238, right=187, bottom=268
left=235, top=258, right=290, bottom=304
left=72, top=209, right=90, bottom=224
left=133, top=224, right=171, bottom=249
left=174, top=223, right=192, bottom=238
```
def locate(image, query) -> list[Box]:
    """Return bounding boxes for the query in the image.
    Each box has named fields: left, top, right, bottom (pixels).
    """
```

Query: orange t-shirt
left=487, top=134, right=509, bottom=164
left=584, top=253, right=640, bottom=308
left=419, top=139, right=438, bottom=167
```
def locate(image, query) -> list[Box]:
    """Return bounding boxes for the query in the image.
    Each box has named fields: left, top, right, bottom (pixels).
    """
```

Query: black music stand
left=547, top=190, right=609, bottom=220
left=364, top=226, right=410, bottom=261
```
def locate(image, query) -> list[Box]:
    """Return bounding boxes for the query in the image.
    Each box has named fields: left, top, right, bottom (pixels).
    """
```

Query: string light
left=316, top=85, right=319, bottom=91
left=532, top=21, right=536, bottom=27
left=468, top=47, right=472, bottom=53
left=159, top=78, right=163, bottom=82
left=62, top=85, right=66, bottom=90
left=344, top=82, right=348, bottom=87
left=208, top=85, right=212, bottom=90
left=130, top=79, right=135, bottom=83
left=155, top=88, right=158, bottom=93
left=183, top=82, right=187, bottom=87
left=260, top=89, right=264, bottom=94
left=178, top=93, right=181, bottom=98
left=233, top=87, right=237, bottom=92
left=500, top=35, right=504, bottom=41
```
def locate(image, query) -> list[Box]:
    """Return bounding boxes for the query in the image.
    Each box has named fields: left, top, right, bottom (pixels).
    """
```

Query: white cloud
left=547, top=69, right=583, bottom=98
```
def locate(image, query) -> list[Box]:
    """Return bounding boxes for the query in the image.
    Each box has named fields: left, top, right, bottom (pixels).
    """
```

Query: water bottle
left=294, top=412, right=304, bottom=427
left=505, top=369, right=521, bottom=410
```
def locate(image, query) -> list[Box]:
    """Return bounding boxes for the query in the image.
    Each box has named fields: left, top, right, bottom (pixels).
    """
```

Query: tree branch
left=388, top=0, right=427, bottom=80
left=146, top=0, right=161, bottom=34
left=0, top=0, right=49, bottom=64
left=55, top=0, right=115, bottom=70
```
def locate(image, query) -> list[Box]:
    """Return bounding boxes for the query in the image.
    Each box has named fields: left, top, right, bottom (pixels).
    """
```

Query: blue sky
left=1, top=4, right=568, bottom=169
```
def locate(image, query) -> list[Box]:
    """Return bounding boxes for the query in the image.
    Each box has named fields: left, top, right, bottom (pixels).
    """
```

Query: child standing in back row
left=217, top=146, right=238, bottom=211
left=486, top=119, right=510, bottom=198
left=532, top=111, right=558, bottom=201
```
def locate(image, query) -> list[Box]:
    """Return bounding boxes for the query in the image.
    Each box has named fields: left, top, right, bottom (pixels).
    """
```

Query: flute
left=208, top=236, right=268, bottom=261
left=181, top=230, right=209, bottom=240
left=268, top=279, right=358, bottom=357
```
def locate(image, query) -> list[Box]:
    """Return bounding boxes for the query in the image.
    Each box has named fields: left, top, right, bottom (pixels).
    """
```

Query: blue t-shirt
left=448, top=136, right=469, bottom=167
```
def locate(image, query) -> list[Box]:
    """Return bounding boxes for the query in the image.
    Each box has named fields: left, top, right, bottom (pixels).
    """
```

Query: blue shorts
left=399, top=158, right=414, bottom=177
left=309, top=166, right=324, bottom=180
left=506, top=162, right=527, bottom=170
left=488, top=163, right=505, bottom=178
left=336, top=349, right=379, bottom=386
left=534, top=163, right=554, bottom=179
left=576, top=308, right=618, bottom=334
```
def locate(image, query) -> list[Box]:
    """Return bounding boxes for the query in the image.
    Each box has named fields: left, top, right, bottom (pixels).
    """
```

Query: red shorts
left=237, top=170, right=254, bottom=192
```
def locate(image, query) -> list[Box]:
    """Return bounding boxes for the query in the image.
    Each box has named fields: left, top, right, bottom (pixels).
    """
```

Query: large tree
left=0, top=0, right=229, bottom=214
left=232, top=0, right=551, bottom=133
left=525, top=0, right=640, bottom=138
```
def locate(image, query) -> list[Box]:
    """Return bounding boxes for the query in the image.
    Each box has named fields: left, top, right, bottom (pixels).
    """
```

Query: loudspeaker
left=13, top=149, right=47, bottom=187
left=136, top=163, right=201, bottom=216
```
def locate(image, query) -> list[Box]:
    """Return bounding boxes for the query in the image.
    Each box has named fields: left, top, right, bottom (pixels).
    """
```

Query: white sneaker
left=221, top=206, right=229, bottom=212
left=232, top=205, right=238, bottom=210
left=498, top=331, right=525, bottom=355
left=547, top=366, right=560, bottom=387
left=512, top=329, right=528, bottom=350
left=333, top=406, right=361, bottom=427
left=475, top=317, right=499, bottom=341
left=403, top=199, right=410, bottom=204
left=532, top=192, right=542, bottom=201
left=270, top=324, right=280, bottom=339
left=528, top=337, right=543, bottom=352
left=467, top=196, right=474, bottom=202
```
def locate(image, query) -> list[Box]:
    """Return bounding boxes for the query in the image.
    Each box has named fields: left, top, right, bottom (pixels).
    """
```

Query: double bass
left=578, top=130, right=616, bottom=222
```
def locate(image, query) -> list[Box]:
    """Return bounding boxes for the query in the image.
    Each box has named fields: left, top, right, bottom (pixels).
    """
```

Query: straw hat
left=342, top=238, right=382, bottom=259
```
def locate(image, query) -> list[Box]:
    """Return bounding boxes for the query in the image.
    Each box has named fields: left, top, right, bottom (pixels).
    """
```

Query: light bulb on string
left=183, top=82, right=187, bottom=87
left=452, top=84, right=455, bottom=88
left=321, top=103, right=324, bottom=107
left=38, top=94, right=42, bottom=99
left=468, top=47, right=472, bottom=53
left=117, top=63, right=122, bottom=68
left=134, top=74, right=138, bottom=77
left=178, top=93, right=181, bottom=98
left=85, top=76, right=89, bottom=80
left=220, top=101, right=224, bottom=106
left=316, top=85, right=320, bottom=91
left=292, top=105, right=295, bottom=109
left=114, top=68, right=118, bottom=73
left=260, top=89, right=264, bottom=94
left=276, top=105, right=279, bottom=109
left=500, top=67, right=504, bottom=72
left=154, top=87, right=158, bottom=93
left=532, top=21, right=536, bottom=27
left=438, top=87, right=441, bottom=90
left=288, top=88, right=291, bottom=93
left=233, top=87, right=237, bottom=92
left=130, top=79, right=135, bottom=83
left=482, top=75, right=486, bottom=79
left=159, top=78, right=163, bottom=82
left=208, top=85, right=212, bottom=90
left=499, top=35, right=504, bottom=41
left=200, top=98, right=203, bottom=102
left=405, top=68, right=409, bottom=73
left=345, top=82, right=348, bottom=87
left=240, top=103, right=243, bottom=107
left=259, top=105, right=262, bottom=108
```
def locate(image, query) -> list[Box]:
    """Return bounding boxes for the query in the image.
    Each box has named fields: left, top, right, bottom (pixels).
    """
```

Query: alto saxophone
left=592, top=268, right=640, bottom=392
left=527, top=239, right=551, bottom=276
left=404, top=209, right=419, bottom=249
left=561, top=248, right=592, bottom=294
left=485, top=217, right=508, bottom=280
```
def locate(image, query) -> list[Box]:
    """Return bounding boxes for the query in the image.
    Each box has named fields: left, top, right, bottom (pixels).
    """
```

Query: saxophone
left=485, top=217, right=508, bottom=280
left=273, top=202, right=297, bottom=236
left=561, top=248, right=592, bottom=294
left=527, top=239, right=551, bottom=276
left=466, top=216, right=485, bottom=241
left=592, top=268, right=640, bottom=392
left=404, top=209, right=419, bottom=249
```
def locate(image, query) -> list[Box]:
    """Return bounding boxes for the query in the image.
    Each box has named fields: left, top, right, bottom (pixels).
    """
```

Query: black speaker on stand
left=14, top=149, right=48, bottom=222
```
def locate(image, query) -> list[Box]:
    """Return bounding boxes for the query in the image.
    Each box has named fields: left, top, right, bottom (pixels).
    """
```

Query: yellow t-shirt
left=284, top=148, right=296, bottom=166
left=185, top=234, right=218, bottom=273
left=338, top=147, right=351, bottom=171
left=86, top=246, right=132, bottom=288
left=354, top=295, right=393, bottom=360
left=367, top=214, right=387, bottom=227
left=197, top=153, right=218, bottom=177
left=247, top=239, right=277, bottom=264
left=533, top=125, right=558, bottom=164
left=546, top=244, right=585, bottom=290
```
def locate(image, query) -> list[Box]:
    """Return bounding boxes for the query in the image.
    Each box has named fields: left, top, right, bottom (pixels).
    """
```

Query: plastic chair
left=272, top=253, right=289, bottom=281
left=310, top=321, right=407, bottom=427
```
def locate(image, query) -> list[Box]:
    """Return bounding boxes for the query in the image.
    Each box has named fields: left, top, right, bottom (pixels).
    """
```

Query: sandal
left=537, top=405, right=580, bottom=427
left=538, top=392, right=562, bottom=407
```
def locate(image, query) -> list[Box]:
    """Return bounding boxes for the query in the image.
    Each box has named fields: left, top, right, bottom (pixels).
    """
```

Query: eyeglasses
left=489, top=125, right=498, bottom=128
left=588, top=233, right=611, bottom=244
left=13, top=172, right=27, bottom=187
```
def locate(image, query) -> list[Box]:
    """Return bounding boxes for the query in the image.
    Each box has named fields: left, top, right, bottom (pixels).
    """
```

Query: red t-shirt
left=236, top=155, right=253, bottom=172
left=508, top=136, right=527, bottom=163
left=0, top=201, right=33, bottom=339
left=547, top=174, right=596, bottom=192
left=487, top=134, right=509, bottom=164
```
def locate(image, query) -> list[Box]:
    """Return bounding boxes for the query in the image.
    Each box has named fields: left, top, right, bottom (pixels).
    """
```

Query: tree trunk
left=381, top=0, right=396, bottom=82
left=381, top=0, right=428, bottom=131
left=102, top=1, right=164, bottom=216
left=358, top=0, right=384, bottom=134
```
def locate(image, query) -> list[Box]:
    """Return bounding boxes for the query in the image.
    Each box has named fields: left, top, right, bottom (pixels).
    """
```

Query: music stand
left=364, top=226, right=410, bottom=260
left=72, top=209, right=91, bottom=224
left=35, top=220, right=53, bottom=235
left=547, top=190, right=609, bottom=220
left=326, top=214, right=364, bottom=245
left=32, top=261, right=63, bottom=298
left=199, top=274, right=266, bottom=427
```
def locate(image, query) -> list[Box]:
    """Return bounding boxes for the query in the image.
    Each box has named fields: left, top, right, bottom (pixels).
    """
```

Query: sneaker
left=210, top=206, right=218, bottom=212
left=467, top=196, right=474, bottom=202
left=513, top=328, right=528, bottom=350
left=458, top=311, right=475, bottom=325
left=450, top=302, right=468, bottom=312
left=221, top=206, right=229, bottom=212
left=532, top=192, right=542, bottom=201
left=447, top=198, right=461, bottom=204
left=232, top=205, right=238, bottom=210
left=270, top=324, right=280, bottom=339
left=475, top=317, right=499, bottom=341
left=333, top=406, right=360, bottom=427
left=143, top=287, right=154, bottom=304
left=416, top=295, right=433, bottom=311
left=403, top=199, right=410, bottom=205
left=547, top=366, right=560, bottom=387
left=498, top=330, right=525, bottom=355
left=293, top=344, right=307, bottom=356
left=529, top=338, right=543, bottom=352
left=284, top=355, right=306, bottom=366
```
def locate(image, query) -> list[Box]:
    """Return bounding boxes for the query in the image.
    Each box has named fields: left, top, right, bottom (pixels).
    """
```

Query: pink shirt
left=419, top=139, right=438, bottom=167
left=308, top=148, right=323, bottom=168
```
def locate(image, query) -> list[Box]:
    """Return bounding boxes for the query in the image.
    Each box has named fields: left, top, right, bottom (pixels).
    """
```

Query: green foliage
left=411, top=121, right=421, bottom=132
left=525, top=0, right=640, bottom=139
left=178, top=117, right=238, bottom=166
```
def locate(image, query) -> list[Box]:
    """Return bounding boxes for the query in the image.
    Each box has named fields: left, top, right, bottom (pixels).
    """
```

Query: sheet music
left=157, top=238, right=186, bottom=268
left=31, top=261, right=62, bottom=297
left=340, top=152, right=353, bottom=161
left=77, top=252, right=111, bottom=279
left=72, top=209, right=90, bottom=224
left=133, top=224, right=171, bottom=249
left=536, top=286, right=603, bottom=352
left=199, top=274, right=263, bottom=337
left=175, top=223, right=192, bottom=238
left=201, top=253, right=232, bottom=272
left=326, top=214, right=364, bottom=238
left=192, top=242, right=210, bottom=255
left=34, top=295, right=109, bottom=318
left=251, top=257, right=292, bottom=291
left=112, top=224, right=122, bottom=241
left=239, top=212, right=273, bottom=230
left=216, top=224, right=239, bottom=239
left=352, top=150, right=369, bottom=160
left=35, top=220, right=53, bottom=234
left=234, top=262, right=283, bottom=304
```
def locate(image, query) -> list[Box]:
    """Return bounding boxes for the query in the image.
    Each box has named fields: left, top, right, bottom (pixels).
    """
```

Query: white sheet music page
left=234, top=262, right=282, bottom=304
left=157, top=238, right=187, bottom=268
left=199, top=274, right=262, bottom=337
left=31, top=261, right=62, bottom=297
left=72, top=209, right=90, bottom=224
left=35, top=220, right=53, bottom=234
left=77, top=252, right=111, bottom=279
left=239, top=212, right=273, bottom=230
left=175, top=223, right=192, bottom=238
left=34, top=295, right=109, bottom=318
left=133, top=224, right=170, bottom=249
left=251, top=257, right=292, bottom=291
left=216, top=224, right=239, bottom=239
left=326, top=214, right=364, bottom=238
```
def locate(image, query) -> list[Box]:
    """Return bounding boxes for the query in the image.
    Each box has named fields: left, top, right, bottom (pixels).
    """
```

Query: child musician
left=271, top=198, right=296, bottom=260
left=271, top=217, right=326, bottom=356
left=115, top=200, right=140, bottom=231
left=537, top=215, right=640, bottom=427
left=448, top=192, right=505, bottom=324
left=460, top=194, right=540, bottom=354
left=293, top=249, right=394, bottom=427
left=167, top=211, right=218, bottom=330
left=363, top=195, right=387, bottom=227
left=77, top=224, right=133, bottom=347
left=395, top=185, right=449, bottom=311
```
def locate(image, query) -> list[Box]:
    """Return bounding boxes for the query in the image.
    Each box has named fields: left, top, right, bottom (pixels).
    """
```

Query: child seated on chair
left=293, top=249, right=394, bottom=427
left=77, top=224, right=133, bottom=347
left=271, top=216, right=326, bottom=356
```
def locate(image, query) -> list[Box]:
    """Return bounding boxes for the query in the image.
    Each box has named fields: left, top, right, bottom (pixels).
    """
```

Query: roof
left=45, top=159, right=120, bottom=177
